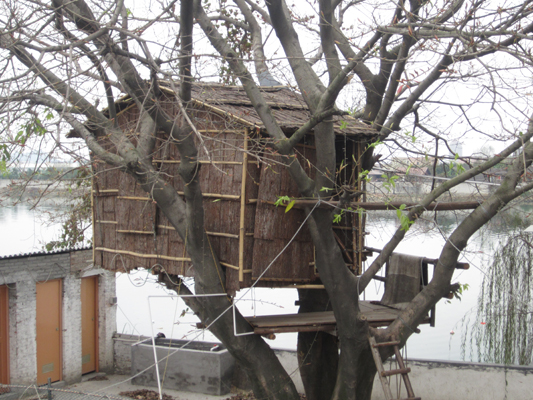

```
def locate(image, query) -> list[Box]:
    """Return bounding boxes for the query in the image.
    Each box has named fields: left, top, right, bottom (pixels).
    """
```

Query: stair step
left=381, top=367, right=411, bottom=377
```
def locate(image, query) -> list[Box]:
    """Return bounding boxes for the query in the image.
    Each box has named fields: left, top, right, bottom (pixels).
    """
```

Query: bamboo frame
left=220, top=262, right=239, bottom=271
left=286, top=284, right=325, bottom=289
left=94, top=189, right=119, bottom=193
left=201, top=99, right=308, bottom=110
left=191, top=99, right=255, bottom=127
left=157, top=225, right=240, bottom=239
left=357, top=142, right=363, bottom=274
left=251, top=277, right=314, bottom=282
left=95, top=247, right=191, bottom=262
left=118, top=193, right=241, bottom=201
left=238, top=130, right=249, bottom=282
left=178, top=191, right=240, bottom=200
left=116, top=230, right=154, bottom=235
left=152, top=160, right=245, bottom=165
left=117, top=196, right=151, bottom=201
left=91, top=175, right=95, bottom=265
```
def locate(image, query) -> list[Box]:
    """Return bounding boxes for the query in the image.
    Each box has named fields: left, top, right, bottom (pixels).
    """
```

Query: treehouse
left=87, top=82, right=378, bottom=294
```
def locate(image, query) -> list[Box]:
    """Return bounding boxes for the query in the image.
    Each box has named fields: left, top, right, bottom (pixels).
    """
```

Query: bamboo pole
left=178, top=191, right=240, bottom=200
left=157, top=225, right=240, bottom=239
left=220, top=262, right=239, bottom=271
left=91, top=180, right=95, bottom=266
left=96, top=220, right=118, bottom=225
left=200, top=99, right=307, bottom=110
left=95, top=247, right=191, bottom=262
left=118, top=193, right=241, bottom=201
left=116, top=230, right=154, bottom=235
left=286, top=284, right=325, bottom=289
left=238, top=130, right=249, bottom=282
left=191, top=99, right=255, bottom=127
left=260, top=199, right=483, bottom=211
left=117, top=196, right=151, bottom=201
left=152, top=160, right=245, bottom=165
left=252, top=277, right=313, bottom=282
left=357, top=141, right=363, bottom=275
left=94, top=189, right=119, bottom=193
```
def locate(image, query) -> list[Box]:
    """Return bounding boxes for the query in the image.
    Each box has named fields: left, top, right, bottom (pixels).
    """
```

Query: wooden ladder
left=368, top=336, right=420, bottom=400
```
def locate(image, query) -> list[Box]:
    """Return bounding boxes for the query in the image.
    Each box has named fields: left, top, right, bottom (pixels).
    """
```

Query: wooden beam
left=365, top=247, right=469, bottom=269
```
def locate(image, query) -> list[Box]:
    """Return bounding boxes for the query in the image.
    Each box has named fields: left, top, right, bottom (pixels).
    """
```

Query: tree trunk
left=297, top=289, right=338, bottom=400
left=159, top=273, right=300, bottom=400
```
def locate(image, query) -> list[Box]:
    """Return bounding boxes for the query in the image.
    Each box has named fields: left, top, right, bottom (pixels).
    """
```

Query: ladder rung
left=381, top=367, right=411, bottom=377
left=372, top=340, right=401, bottom=348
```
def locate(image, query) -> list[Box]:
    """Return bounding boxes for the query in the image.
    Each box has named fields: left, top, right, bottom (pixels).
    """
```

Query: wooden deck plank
left=244, top=301, right=421, bottom=333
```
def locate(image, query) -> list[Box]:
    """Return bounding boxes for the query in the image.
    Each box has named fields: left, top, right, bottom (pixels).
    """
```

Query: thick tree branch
left=265, top=0, right=325, bottom=109
left=319, top=0, right=342, bottom=84
left=390, top=118, right=533, bottom=342
left=359, top=122, right=533, bottom=291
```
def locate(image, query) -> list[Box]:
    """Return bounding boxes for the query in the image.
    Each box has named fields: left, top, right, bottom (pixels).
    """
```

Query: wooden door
left=36, top=280, right=62, bottom=385
left=0, top=285, right=9, bottom=387
left=81, top=277, right=98, bottom=374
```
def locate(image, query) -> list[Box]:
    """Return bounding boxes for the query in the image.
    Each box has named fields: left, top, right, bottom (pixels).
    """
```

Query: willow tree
left=1, top=0, right=533, bottom=399
left=462, top=233, right=533, bottom=365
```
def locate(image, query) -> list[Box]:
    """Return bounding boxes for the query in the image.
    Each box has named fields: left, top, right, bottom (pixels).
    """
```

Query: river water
left=0, top=197, right=526, bottom=363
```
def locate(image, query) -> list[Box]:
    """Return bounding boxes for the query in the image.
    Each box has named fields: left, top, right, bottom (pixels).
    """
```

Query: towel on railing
left=381, top=253, right=424, bottom=305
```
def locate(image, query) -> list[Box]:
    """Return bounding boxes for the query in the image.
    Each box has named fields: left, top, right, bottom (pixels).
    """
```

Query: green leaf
left=285, top=200, right=295, bottom=213
left=274, top=195, right=291, bottom=207
left=320, top=187, right=333, bottom=193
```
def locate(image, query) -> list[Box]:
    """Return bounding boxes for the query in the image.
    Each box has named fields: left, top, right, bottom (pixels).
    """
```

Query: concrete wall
left=374, top=358, right=533, bottom=400
left=113, top=333, right=149, bottom=375
left=0, top=249, right=116, bottom=385
left=113, top=336, right=533, bottom=400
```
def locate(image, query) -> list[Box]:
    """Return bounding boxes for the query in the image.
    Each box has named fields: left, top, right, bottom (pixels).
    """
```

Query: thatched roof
left=69, top=82, right=377, bottom=139
left=162, top=82, right=377, bottom=138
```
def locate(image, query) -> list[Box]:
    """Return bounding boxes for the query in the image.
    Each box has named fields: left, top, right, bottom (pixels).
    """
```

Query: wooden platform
left=244, top=301, right=427, bottom=335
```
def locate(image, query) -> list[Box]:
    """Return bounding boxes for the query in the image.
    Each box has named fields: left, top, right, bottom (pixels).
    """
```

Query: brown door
left=36, top=279, right=62, bottom=385
left=81, top=277, right=98, bottom=374
left=0, top=285, right=9, bottom=387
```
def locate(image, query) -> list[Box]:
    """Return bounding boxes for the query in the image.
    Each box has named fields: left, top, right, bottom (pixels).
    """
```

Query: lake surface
left=0, top=198, right=523, bottom=363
